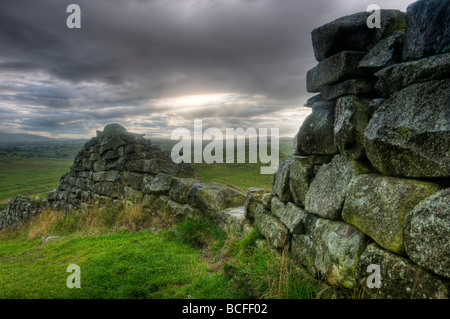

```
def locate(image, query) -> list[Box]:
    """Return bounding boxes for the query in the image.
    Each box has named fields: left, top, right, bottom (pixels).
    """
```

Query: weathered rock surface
left=375, top=53, right=450, bottom=97
left=403, top=0, right=450, bottom=60
left=358, top=244, right=449, bottom=299
left=289, top=155, right=331, bottom=207
left=311, top=10, right=406, bottom=62
left=271, top=198, right=315, bottom=235
left=307, top=51, right=367, bottom=92
left=365, top=80, right=450, bottom=178
left=405, top=189, right=450, bottom=279
left=292, top=219, right=367, bottom=288
left=244, top=187, right=267, bottom=220
left=305, top=155, right=373, bottom=220
left=358, top=31, right=404, bottom=71
left=303, top=94, right=324, bottom=108
left=209, top=206, right=250, bottom=234
left=334, top=95, right=371, bottom=160
left=188, top=183, right=245, bottom=213
left=143, top=173, right=173, bottom=194
left=321, top=79, right=374, bottom=101
left=342, top=174, right=441, bottom=255
left=292, top=101, right=337, bottom=156
left=169, top=178, right=197, bottom=204
left=272, top=160, right=292, bottom=202
left=0, top=195, right=44, bottom=229
left=254, top=204, right=289, bottom=250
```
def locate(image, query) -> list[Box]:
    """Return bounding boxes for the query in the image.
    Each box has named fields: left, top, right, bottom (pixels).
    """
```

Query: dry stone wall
left=252, top=0, right=449, bottom=299
left=1, top=0, right=449, bottom=299
left=0, top=124, right=248, bottom=233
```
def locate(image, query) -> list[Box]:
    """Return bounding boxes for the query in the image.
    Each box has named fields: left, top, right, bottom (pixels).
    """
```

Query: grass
left=0, top=156, right=73, bottom=204
left=0, top=204, right=325, bottom=299
left=192, top=162, right=273, bottom=192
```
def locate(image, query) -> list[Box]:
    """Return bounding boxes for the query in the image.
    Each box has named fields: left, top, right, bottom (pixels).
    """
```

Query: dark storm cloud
left=0, top=0, right=414, bottom=137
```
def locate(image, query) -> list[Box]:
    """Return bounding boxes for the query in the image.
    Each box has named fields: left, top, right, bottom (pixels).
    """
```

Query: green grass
left=192, top=162, right=273, bottom=191
left=0, top=205, right=324, bottom=299
left=0, top=230, right=242, bottom=299
left=0, top=156, right=73, bottom=203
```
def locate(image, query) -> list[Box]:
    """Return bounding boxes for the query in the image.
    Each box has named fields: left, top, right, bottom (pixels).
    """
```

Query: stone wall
left=251, top=0, right=449, bottom=299
left=0, top=123, right=248, bottom=234
left=1, top=0, right=448, bottom=299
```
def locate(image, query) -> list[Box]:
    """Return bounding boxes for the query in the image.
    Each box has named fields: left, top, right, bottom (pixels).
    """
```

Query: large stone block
left=321, top=79, right=374, bottom=101
left=188, top=183, right=245, bottom=212
left=91, top=182, right=124, bottom=199
left=357, top=31, right=404, bottom=72
left=334, top=95, right=371, bottom=160
left=289, top=155, right=331, bottom=207
left=311, top=10, right=406, bottom=62
left=292, top=101, right=337, bottom=156
left=209, top=207, right=250, bottom=234
left=403, top=0, right=450, bottom=60
left=365, top=80, right=450, bottom=178
left=272, top=160, right=292, bottom=202
left=312, top=219, right=367, bottom=288
left=375, top=53, right=450, bottom=97
left=307, top=51, right=367, bottom=92
left=405, top=189, right=450, bottom=279
left=342, top=174, right=441, bottom=255
left=143, top=173, right=174, bottom=194
left=169, top=178, right=197, bottom=204
left=358, top=244, right=449, bottom=299
left=305, top=155, right=373, bottom=220
left=244, top=187, right=267, bottom=220
left=254, top=204, right=289, bottom=250
left=271, top=199, right=317, bottom=235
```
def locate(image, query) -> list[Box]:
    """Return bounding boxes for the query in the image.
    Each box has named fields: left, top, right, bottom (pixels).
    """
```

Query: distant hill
left=0, top=132, right=54, bottom=144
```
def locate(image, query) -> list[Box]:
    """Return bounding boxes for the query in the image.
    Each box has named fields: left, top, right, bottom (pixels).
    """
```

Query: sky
left=0, top=0, right=416, bottom=139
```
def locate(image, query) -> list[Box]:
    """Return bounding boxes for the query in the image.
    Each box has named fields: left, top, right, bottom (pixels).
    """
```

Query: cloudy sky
left=0, top=0, right=416, bottom=139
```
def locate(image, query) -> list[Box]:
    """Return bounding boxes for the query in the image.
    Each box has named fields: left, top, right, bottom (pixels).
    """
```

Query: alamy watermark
left=366, top=264, right=381, bottom=288
left=67, top=264, right=81, bottom=288
left=367, top=4, right=381, bottom=29
left=171, top=120, right=279, bottom=174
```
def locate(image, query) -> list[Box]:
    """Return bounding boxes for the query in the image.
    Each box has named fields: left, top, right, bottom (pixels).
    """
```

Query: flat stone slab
left=311, top=10, right=406, bottom=62
left=307, top=51, right=367, bottom=93
left=375, top=52, right=450, bottom=97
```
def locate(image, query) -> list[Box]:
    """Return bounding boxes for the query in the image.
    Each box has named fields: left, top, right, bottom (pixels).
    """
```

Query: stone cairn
left=248, top=1, right=449, bottom=299
left=1, top=0, right=449, bottom=299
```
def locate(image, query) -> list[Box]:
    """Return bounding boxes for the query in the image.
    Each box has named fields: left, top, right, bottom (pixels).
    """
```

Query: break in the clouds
left=0, top=0, right=416, bottom=139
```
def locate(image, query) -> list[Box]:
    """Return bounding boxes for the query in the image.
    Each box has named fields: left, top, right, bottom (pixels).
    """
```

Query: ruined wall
left=0, top=123, right=248, bottom=233
left=1, top=0, right=449, bottom=299
left=249, top=0, right=450, bottom=299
